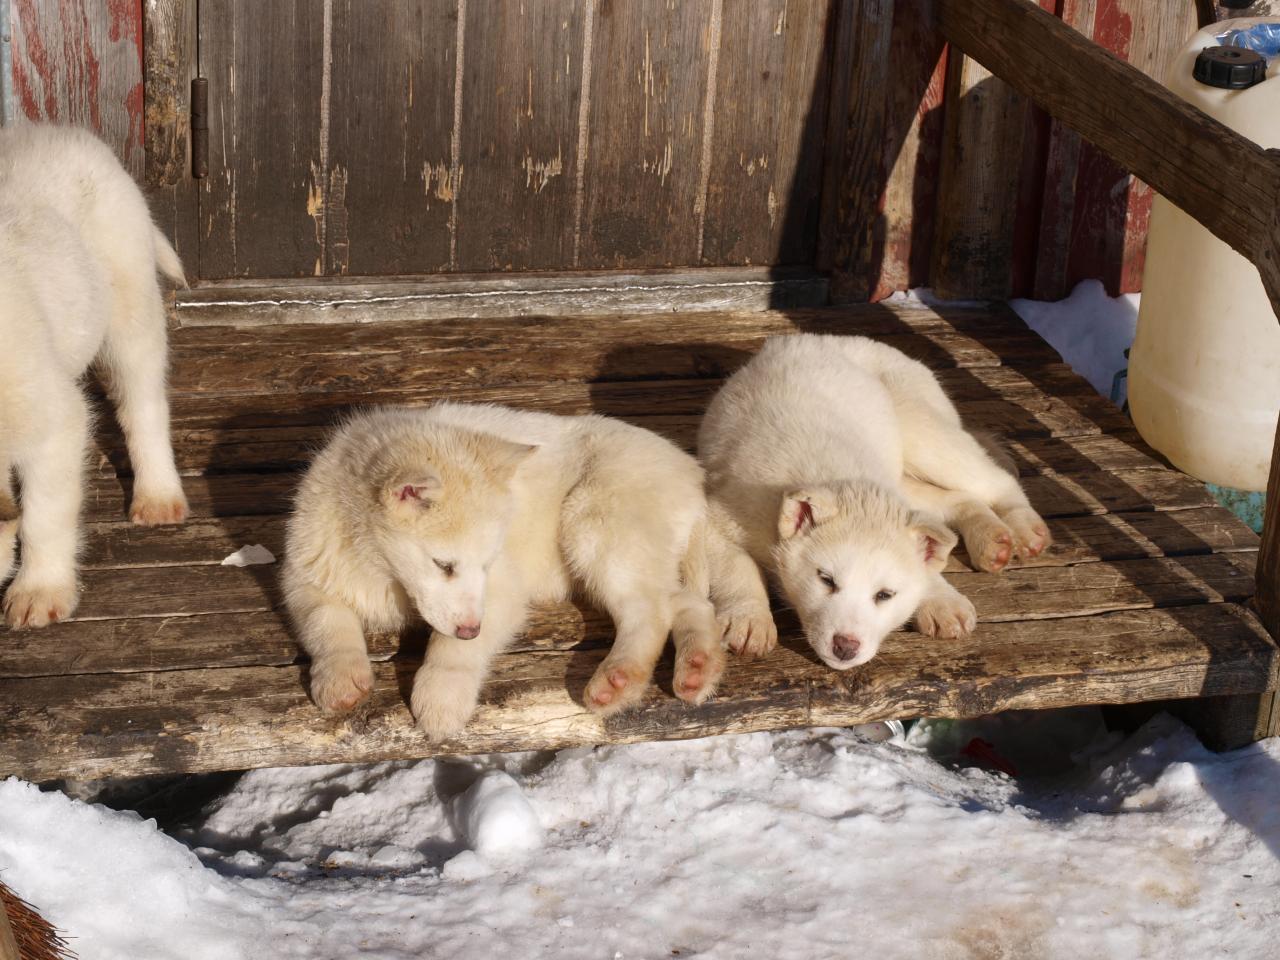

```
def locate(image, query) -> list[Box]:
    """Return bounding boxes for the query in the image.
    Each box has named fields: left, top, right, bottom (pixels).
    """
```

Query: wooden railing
left=937, top=0, right=1280, bottom=742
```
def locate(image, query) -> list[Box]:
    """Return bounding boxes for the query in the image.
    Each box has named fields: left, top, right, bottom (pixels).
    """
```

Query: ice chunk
left=220, top=544, right=277, bottom=567
left=456, top=771, right=543, bottom=858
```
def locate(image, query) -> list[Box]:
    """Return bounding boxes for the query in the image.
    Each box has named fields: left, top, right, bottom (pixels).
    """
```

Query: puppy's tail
left=152, top=227, right=188, bottom=289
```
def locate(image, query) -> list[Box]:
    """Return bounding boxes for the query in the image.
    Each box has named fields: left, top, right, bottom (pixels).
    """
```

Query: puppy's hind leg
left=902, top=477, right=1015, bottom=573
left=3, top=389, right=88, bottom=628
left=100, top=271, right=187, bottom=526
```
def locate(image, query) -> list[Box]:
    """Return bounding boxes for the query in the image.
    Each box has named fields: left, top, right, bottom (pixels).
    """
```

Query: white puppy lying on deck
left=698, top=333, right=1050, bottom=670
left=0, top=125, right=188, bottom=628
left=282, top=403, right=726, bottom=740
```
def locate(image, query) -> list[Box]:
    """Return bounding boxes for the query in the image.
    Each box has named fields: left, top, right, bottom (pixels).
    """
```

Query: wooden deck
left=2, top=301, right=1277, bottom=781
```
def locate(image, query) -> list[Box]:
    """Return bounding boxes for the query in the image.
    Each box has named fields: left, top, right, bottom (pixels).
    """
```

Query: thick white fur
left=0, top=124, right=188, bottom=628
left=282, top=403, right=727, bottom=740
left=697, top=334, right=1050, bottom=670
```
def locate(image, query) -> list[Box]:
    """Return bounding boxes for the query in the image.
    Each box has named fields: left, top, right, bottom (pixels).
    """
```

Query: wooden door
left=194, top=0, right=835, bottom=281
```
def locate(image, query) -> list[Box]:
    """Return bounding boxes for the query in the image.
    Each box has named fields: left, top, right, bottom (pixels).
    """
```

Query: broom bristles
left=1, top=879, right=76, bottom=960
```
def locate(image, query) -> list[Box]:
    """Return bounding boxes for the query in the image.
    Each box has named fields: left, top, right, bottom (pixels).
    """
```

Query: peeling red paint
left=123, top=80, right=145, bottom=161
left=15, top=0, right=61, bottom=121
left=106, top=0, right=142, bottom=47
left=11, top=56, right=42, bottom=123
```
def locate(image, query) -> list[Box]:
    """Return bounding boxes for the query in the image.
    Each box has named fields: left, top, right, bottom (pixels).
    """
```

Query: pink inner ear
left=923, top=536, right=938, bottom=563
left=398, top=484, right=419, bottom=502
left=794, top=499, right=814, bottom=535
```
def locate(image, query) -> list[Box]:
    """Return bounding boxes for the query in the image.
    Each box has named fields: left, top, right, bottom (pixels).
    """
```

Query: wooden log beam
left=143, top=1, right=192, bottom=188
left=933, top=0, right=1280, bottom=318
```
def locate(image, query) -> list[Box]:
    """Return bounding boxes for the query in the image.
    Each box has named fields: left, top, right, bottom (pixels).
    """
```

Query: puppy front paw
left=914, top=591, right=977, bottom=640
left=130, top=488, right=189, bottom=526
left=4, top=576, right=79, bottom=629
left=584, top=656, right=653, bottom=717
left=309, top=652, right=375, bottom=715
left=410, top=669, right=479, bottom=741
left=718, top=603, right=778, bottom=658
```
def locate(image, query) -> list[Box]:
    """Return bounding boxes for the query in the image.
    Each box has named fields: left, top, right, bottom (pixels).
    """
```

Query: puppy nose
left=832, top=634, right=861, bottom=661
left=454, top=622, right=481, bottom=640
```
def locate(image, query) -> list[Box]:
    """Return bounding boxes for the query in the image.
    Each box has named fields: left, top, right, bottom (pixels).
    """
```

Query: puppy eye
left=874, top=589, right=895, bottom=604
left=434, top=559, right=455, bottom=577
left=817, top=569, right=838, bottom=592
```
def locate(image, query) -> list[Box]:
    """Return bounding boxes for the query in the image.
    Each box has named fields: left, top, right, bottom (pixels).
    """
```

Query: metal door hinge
left=191, top=78, right=209, bottom=179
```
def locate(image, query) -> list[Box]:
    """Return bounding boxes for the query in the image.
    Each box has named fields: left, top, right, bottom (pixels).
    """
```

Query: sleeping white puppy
left=0, top=125, right=188, bottom=628
left=698, top=333, right=1050, bottom=670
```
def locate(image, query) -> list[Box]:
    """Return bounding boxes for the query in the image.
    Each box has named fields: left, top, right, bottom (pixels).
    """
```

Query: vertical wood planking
left=930, top=0, right=1056, bottom=301
left=871, top=0, right=948, bottom=300
left=8, top=0, right=144, bottom=175
left=455, top=0, right=585, bottom=272
left=698, top=0, right=833, bottom=267
left=198, top=0, right=325, bottom=279
left=817, top=0, right=895, bottom=302
left=327, top=0, right=458, bottom=276
left=577, top=0, right=713, bottom=269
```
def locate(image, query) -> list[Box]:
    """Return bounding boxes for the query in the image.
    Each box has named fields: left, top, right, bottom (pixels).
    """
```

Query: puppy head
left=771, top=481, right=955, bottom=670
left=368, top=427, right=536, bottom=640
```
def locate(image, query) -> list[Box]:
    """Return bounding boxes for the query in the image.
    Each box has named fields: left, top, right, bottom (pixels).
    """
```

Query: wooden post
left=143, top=0, right=193, bottom=188
left=0, top=899, right=18, bottom=960
left=936, top=0, right=1280, bottom=745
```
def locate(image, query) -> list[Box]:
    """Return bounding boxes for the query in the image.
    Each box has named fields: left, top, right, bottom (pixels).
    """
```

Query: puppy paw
left=1000, top=506, right=1051, bottom=559
left=914, top=592, right=977, bottom=640
left=674, top=642, right=726, bottom=706
left=584, top=657, right=653, bottom=717
left=962, top=515, right=1015, bottom=573
left=719, top=604, right=778, bottom=658
left=309, top=653, right=375, bottom=715
left=410, top=669, right=478, bottom=742
left=4, top=577, right=78, bottom=629
left=130, top=488, right=189, bottom=526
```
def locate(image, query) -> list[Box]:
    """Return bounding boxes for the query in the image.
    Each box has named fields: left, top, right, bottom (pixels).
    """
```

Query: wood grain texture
left=2, top=603, right=1274, bottom=782
left=577, top=0, right=712, bottom=268
left=198, top=0, right=326, bottom=278
left=817, top=0, right=894, bottom=302
left=143, top=0, right=191, bottom=188
left=935, top=0, right=1280, bottom=317
left=8, top=0, right=145, bottom=174
left=327, top=0, right=458, bottom=276
left=174, top=267, right=829, bottom=327
left=698, top=0, right=832, bottom=266
left=454, top=0, right=585, bottom=271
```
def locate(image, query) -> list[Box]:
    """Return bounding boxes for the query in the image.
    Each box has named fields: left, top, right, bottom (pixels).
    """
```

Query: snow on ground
left=2, top=714, right=1279, bottom=960
left=1011, top=279, right=1141, bottom=399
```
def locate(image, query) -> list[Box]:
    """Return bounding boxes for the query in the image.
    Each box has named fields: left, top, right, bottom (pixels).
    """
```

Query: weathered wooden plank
left=699, top=0, right=832, bottom=266
left=9, top=0, right=145, bottom=175
left=327, top=0, right=458, bottom=275
left=2, top=603, right=1274, bottom=782
left=453, top=0, right=585, bottom=271
left=197, top=0, right=325, bottom=278
left=577, top=0, right=712, bottom=268
left=817, top=0, right=895, bottom=302
left=935, top=0, right=1280, bottom=317
left=871, top=0, right=949, bottom=300
left=143, top=0, right=191, bottom=188
left=173, top=267, right=830, bottom=326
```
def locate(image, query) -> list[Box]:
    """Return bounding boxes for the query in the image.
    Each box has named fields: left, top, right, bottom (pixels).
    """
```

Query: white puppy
left=282, top=403, right=726, bottom=740
left=0, top=124, right=188, bottom=628
left=698, top=333, right=1050, bottom=670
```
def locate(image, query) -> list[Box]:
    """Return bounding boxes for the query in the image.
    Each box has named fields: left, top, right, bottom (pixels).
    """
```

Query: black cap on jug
left=1193, top=46, right=1267, bottom=89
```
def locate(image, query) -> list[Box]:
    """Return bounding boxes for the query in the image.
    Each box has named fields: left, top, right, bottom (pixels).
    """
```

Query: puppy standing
left=282, top=403, right=726, bottom=740
left=698, top=333, right=1050, bottom=670
left=0, top=125, right=188, bottom=627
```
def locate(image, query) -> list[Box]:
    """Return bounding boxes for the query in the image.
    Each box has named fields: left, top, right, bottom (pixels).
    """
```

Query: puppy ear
left=387, top=472, right=442, bottom=507
left=779, top=488, right=835, bottom=540
left=908, top=512, right=958, bottom=572
left=486, top=439, right=539, bottom=480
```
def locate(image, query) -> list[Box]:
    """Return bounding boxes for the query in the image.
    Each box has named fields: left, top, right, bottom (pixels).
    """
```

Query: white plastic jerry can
left=1129, top=19, right=1280, bottom=492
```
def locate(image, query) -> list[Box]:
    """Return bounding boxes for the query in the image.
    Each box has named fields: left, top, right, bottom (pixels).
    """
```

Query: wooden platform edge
left=3, top=603, right=1275, bottom=782
left=174, top=266, right=831, bottom=327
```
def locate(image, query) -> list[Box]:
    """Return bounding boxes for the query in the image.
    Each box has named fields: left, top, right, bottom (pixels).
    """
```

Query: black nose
left=832, top=634, right=861, bottom=661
